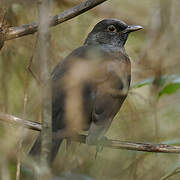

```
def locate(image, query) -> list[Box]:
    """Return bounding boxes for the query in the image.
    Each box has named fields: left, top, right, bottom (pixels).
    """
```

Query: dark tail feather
left=29, top=134, right=41, bottom=158
left=29, top=133, right=63, bottom=164
left=50, top=137, right=63, bottom=163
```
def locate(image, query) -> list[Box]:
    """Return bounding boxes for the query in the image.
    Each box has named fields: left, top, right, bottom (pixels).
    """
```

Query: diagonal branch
left=0, top=112, right=180, bottom=154
left=5, top=0, right=108, bottom=41
left=160, top=166, right=180, bottom=180
left=0, top=112, right=41, bottom=131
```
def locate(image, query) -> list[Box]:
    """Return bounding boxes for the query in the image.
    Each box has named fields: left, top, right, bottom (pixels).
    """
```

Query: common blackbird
left=30, top=18, right=143, bottom=163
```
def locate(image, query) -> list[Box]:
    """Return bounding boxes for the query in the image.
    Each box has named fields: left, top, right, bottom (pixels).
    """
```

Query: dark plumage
left=30, top=19, right=143, bottom=164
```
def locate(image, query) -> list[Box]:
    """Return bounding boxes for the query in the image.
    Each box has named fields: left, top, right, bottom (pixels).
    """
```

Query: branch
left=0, top=112, right=180, bottom=154
left=160, top=166, right=180, bottom=180
left=5, top=0, right=108, bottom=41
left=71, top=135, right=180, bottom=153
left=0, top=112, right=41, bottom=131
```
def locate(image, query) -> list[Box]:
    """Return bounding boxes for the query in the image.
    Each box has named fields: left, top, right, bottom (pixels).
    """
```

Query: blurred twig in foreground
left=37, top=0, right=52, bottom=179
left=0, top=112, right=180, bottom=154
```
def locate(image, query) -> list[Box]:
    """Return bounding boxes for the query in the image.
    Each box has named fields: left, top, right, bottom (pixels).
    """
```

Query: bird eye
left=107, top=25, right=117, bottom=33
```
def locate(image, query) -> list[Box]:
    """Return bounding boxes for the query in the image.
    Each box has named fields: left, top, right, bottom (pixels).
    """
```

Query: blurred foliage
left=0, top=0, right=180, bottom=180
left=133, top=75, right=180, bottom=97
left=159, top=83, right=180, bottom=97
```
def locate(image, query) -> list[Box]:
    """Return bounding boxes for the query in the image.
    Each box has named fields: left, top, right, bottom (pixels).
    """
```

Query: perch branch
left=0, top=112, right=180, bottom=154
left=5, top=0, right=108, bottom=41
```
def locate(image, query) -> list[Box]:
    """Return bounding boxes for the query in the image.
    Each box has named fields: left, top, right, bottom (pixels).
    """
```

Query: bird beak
left=124, top=25, right=144, bottom=33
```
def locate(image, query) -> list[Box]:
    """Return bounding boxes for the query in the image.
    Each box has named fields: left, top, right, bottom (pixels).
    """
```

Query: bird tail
left=29, top=133, right=63, bottom=164
left=50, top=136, right=63, bottom=163
left=29, top=134, right=41, bottom=158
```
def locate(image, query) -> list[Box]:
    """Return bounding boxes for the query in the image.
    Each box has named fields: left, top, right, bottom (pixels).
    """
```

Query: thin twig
left=160, top=167, right=180, bottom=180
left=27, top=34, right=40, bottom=84
left=5, top=0, right=108, bottom=41
left=0, top=112, right=180, bottom=154
left=0, top=112, right=41, bottom=131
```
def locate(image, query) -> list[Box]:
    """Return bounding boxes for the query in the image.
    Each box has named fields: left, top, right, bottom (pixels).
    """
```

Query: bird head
left=84, top=19, right=143, bottom=47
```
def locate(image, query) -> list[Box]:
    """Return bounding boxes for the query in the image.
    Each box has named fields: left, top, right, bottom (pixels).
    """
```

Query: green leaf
left=159, top=83, right=180, bottom=97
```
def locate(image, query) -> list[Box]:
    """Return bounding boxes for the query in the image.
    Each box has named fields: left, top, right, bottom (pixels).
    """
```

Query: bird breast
left=98, top=59, right=131, bottom=98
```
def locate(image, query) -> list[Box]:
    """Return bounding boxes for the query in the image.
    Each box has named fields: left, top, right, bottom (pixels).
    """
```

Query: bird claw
left=95, top=136, right=108, bottom=159
left=66, top=138, right=72, bottom=152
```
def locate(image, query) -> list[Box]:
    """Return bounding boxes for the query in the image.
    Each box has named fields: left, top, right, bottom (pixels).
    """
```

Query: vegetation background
left=0, top=0, right=180, bottom=179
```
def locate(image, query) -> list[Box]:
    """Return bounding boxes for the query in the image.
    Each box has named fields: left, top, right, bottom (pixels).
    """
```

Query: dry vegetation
left=0, top=0, right=180, bottom=179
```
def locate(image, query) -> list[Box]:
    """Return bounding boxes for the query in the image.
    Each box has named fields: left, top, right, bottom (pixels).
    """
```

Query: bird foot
left=95, top=136, right=108, bottom=159
left=66, top=138, right=72, bottom=152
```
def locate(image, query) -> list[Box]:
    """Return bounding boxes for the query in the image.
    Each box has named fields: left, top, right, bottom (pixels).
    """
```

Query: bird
left=29, top=18, right=143, bottom=164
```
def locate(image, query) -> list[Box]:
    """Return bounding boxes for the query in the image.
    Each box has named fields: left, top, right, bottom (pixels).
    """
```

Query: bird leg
left=95, top=136, right=109, bottom=159
left=86, top=121, right=110, bottom=157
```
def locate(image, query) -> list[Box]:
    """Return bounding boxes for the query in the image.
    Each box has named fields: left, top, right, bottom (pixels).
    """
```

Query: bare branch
left=0, top=112, right=180, bottom=154
left=5, top=0, right=108, bottom=41
left=0, top=112, right=41, bottom=131
left=71, top=135, right=180, bottom=153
